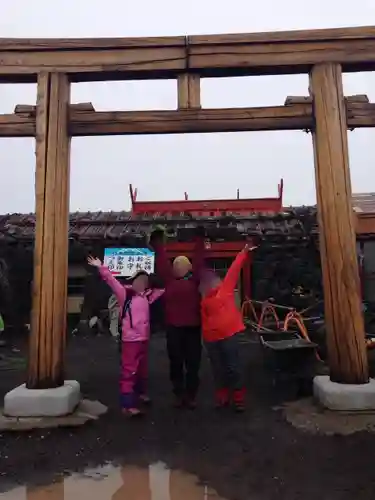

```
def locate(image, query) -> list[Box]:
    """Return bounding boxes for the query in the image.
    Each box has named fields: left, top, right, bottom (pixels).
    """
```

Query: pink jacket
left=99, top=266, right=165, bottom=342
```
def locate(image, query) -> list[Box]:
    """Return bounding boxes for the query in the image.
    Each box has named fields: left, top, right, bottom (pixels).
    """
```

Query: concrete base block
left=0, top=399, right=107, bottom=431
left=3, top=380, right=81, bottom=417
left=314, top=375, right=375, bottom=411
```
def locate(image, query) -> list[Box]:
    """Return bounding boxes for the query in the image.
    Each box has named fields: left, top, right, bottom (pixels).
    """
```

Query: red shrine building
left=0, top=179, right=288, bottom=321
left=2, top=182, right=375, bottom=324
left=129, top=180, right=284, bottom=301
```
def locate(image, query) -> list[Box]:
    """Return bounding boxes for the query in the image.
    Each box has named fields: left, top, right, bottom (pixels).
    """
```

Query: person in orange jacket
left=199, top=244, right=257, bottom=412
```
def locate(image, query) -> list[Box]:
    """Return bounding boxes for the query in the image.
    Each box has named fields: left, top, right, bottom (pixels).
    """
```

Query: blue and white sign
left=104, top=248, right=155, bottom=277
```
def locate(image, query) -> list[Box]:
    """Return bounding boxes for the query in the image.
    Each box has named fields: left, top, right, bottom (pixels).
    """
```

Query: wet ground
left=1, top=333, right=375, bottom=500
left=3, top=462, right=227, bottom=499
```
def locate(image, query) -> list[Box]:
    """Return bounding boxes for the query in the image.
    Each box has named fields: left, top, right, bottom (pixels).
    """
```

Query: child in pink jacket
left=88, top=256, right=165, bottom=417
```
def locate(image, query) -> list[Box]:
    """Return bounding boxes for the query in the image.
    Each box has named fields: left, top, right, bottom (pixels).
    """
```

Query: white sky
left=0, top=0, right=374, bottom=213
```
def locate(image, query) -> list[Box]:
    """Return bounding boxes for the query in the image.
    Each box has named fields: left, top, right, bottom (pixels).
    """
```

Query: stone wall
left=252, top=237, right=322, bottom=312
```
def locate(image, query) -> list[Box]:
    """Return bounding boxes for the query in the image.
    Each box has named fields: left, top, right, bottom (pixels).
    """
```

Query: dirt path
left=1, top=334, right=375, bottom=500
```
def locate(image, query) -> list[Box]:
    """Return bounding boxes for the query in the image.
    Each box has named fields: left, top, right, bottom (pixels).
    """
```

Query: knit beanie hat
left=200, top=268, right=219, bottom=288
left=173, top=256, right=192, bottom=270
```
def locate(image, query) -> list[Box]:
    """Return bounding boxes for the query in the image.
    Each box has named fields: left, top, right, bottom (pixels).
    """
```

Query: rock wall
left=252, top=237, right=323, bottom=312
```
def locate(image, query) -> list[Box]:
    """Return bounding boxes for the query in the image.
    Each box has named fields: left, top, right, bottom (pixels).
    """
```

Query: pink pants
left=120, top=340, right=148, bottom=409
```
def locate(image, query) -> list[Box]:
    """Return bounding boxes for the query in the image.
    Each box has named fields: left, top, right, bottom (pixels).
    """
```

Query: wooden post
left=310, top=63, right=368, bottom=384
left=27, top=72, right=71, bottom=389
left=177, top=74, right=201, bottom=109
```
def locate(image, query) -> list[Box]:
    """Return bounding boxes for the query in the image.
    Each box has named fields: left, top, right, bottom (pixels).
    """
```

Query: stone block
left=314, top=375, right=375, bottom=411
left=3, top=380, right=80, bottom=417
left=0, top=399, right=108, bottom=431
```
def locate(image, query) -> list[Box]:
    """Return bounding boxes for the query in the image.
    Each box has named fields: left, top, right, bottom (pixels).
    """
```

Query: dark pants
left=205, top=333, right=243, bottom=391
left=166, top=325, right=202, bottom=398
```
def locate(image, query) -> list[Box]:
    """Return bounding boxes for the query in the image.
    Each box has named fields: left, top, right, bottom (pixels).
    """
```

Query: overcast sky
left=0, top=0, right=374, bottom=213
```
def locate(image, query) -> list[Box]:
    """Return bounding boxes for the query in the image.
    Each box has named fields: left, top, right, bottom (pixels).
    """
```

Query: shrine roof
left=353, top=192, right=375, bottom=214
left=0, top=208, right=318, bottom=244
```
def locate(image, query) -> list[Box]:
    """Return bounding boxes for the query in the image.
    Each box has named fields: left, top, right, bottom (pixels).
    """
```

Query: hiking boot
left=233, top=402, right=245, bottom=413
left=185, top=396, right=197, bottom=410
left=215, top=388, right=230, bottom=409
left=121, top=407, right=144, bottom=418
left=173, top=395, right=185, bottom=409
left=139, top=394, right=152, bottom=406
left=232, top=388, right=246, bottom=413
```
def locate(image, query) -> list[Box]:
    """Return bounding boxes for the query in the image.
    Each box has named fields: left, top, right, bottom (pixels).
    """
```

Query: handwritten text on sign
left=104, top=248, right=155, bottom=277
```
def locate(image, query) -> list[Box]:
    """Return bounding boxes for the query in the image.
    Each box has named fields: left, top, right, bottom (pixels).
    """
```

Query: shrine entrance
left=0, top=26, right=374, bottom=388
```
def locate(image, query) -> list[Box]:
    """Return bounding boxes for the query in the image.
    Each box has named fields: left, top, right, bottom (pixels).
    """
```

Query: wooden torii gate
left=0, top=26, right=374, bottom=389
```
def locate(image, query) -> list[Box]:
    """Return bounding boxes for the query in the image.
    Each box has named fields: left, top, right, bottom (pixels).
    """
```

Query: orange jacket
left=201, top=249, right=247, bottom=343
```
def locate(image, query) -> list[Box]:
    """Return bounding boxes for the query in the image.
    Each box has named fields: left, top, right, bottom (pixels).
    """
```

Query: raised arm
left=98, top=266, right=127, bottom=307
left=221, top=245, right=257, bottom=293
left=150, top=229, right=173, bottom=283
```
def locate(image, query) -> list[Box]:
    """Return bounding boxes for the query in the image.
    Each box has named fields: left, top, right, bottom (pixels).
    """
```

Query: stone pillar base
left=314, top=375, right=375, bottom=411
left=4, top=380, right=80, bottom=417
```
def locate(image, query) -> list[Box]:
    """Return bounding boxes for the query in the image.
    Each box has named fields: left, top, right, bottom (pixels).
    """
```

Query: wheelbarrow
left=259, top=329, right=318, bottom=397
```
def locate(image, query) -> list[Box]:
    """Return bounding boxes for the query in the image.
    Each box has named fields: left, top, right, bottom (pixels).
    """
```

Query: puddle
left=1, top=461, right=227, bottom=499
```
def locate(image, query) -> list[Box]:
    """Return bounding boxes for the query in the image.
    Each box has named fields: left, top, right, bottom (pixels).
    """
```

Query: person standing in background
left=108, top=293, right=120, bottom=337
left=150, top=226, right=206, bottom=409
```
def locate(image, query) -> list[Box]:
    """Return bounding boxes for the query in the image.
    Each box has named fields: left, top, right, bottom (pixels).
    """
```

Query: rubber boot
left=173, top=394, right=185, bottom=409
left=121, top=408, right=144, bottom=418
left=185, top=395, right=197, bottom=410
left=215, top=388, right=230, bottom=409
left=139, top=394, right=152, bottom=405
left=232, top=388, right=246, bottom=413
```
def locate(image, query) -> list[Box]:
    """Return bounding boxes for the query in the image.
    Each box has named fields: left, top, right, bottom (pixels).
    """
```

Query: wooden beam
left=70, top=102, right=96, bottom=112
left=2, top=100, right=375, bottom=138
left=285, top=96, right=312, bottom=105
left=189, top=26, right=375, bottom=76
left=177, top=74, right=201, bottom=109
left=285, top=94, right=370, bottom=105
left=67, top=101, right=375, bottom=135
left=346, top=94, right=370, bottom=103
left=14, top=104, right=36, bottom=115
left=27, top=72, right=71, bottom=389
left=346, top=102, right=375, bottom=127
left=0, top=102, right=96, bottom=136
left=0, top=104, right=311, bottom=137
left=0, top=37, right=186, bottom=83
left=0, top=112, right=35, bottom=136
left=69, top=104, right=313, bottom=135
left=310, top=63, right=368, bottom=384
left=189, top=25, right=375, bottom=45
left=0, top=35, right=187, bottom=50
left=1, top=26, right=375, bottom=82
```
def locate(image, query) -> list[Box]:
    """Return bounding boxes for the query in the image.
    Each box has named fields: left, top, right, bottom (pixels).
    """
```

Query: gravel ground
left=0, top=333, right=375, bottom=500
